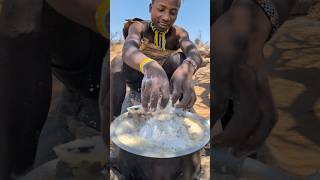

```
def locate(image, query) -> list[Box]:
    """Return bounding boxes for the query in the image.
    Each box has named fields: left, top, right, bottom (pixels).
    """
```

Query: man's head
left=149, top=0, right=181, bottom=31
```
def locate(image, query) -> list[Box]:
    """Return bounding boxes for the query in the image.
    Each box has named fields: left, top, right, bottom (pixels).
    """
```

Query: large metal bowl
left=110, top=105, right=210, bottom=180
left=110, top=105, right=210, bottom=158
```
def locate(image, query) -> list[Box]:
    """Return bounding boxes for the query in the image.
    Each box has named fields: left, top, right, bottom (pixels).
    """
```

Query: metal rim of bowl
left=110, top=106, right=210, bottom=158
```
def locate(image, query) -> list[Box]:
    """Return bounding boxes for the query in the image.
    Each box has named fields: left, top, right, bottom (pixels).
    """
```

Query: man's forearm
left=185, top=50, right=203, bottom=72
left=122, top=39, right=151, bottom=72
left=181, top=39, right=203, bottom=71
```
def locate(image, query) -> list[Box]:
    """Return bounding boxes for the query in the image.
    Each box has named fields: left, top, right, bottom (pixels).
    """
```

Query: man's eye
left=170, top=11, right=177, bottom=16
left=158, top=7, right=164, bottom=11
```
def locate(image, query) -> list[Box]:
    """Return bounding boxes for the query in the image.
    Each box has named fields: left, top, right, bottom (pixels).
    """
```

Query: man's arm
left=168, top=28, right=202, bottom=109
left=123, top=22, right=170, bottom=111
left=122, top=22, right=150, bottom=72
left=212, top=0, right=296, bottom=157
left=178, top=28, right=203, bottom=73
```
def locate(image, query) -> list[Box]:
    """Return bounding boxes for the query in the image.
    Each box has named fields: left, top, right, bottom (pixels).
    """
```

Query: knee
left=165, top=53, right=184, bottom=69
left=218, top=0, right=271, bottom=42
left=110, top=55, right=123, bottom=74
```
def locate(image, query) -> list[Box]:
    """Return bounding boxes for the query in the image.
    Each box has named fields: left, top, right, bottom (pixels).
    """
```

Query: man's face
left=149, top=0, right=180, bottom=31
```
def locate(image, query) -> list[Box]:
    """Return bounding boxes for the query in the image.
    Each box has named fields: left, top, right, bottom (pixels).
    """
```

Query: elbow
left=121, top=43, right=131, bottom=64
left=122, top=39, right=139, bottom=63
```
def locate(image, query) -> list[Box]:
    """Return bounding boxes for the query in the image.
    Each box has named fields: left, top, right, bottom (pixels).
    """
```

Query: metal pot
left=110, top=106, right=210, bottom=180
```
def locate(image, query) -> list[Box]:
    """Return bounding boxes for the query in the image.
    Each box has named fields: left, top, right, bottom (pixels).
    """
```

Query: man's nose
left=161, top=12, right=170, bottom=22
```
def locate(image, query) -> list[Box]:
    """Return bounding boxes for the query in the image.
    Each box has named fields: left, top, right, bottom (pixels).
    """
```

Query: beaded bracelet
left=183, top=58, right=198, bottom=71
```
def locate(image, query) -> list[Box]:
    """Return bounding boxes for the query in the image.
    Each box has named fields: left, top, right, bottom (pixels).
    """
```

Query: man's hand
left=141, top=61, right=170, bottom=112
left=170, top=61, right=197, bottom=110
left=212, top=0, right=278, bottom=158
left=213, top=56, right=277, bottom=157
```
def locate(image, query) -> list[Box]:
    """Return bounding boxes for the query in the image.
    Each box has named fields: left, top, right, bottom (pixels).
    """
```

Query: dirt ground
left=262, top=6, right=320, bottom=177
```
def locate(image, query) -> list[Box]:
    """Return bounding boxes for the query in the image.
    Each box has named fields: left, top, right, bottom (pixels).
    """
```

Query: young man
left=111, top=0, right=203, bottom=117
left=212, top=0, right=297, bottom=158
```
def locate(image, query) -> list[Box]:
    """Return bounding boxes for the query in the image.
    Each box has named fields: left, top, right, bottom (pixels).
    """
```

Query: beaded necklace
left=149, top=22, right=170, bottom=51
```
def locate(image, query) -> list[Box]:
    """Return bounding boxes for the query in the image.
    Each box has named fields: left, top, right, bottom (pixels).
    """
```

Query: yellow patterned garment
left=96, top=0, right=109, bottom=39
left=139, top=37, right=177, bottom=65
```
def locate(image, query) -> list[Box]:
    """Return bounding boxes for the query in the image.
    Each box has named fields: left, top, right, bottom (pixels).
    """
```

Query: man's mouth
left=158, top=22, right=170, bottom=29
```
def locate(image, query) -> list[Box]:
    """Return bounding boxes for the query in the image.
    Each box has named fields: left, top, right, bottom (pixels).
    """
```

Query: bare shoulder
left=173, top=25, right=189, bottom=39
left=127, top=21, right=148, bottom=36
left=173, top=25, right=191, bottom=47
left=124, top=21, right=148, bottom=47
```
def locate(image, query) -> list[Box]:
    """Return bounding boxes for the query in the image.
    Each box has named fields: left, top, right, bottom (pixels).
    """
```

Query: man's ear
left=149, top=3, right=152, bottom=13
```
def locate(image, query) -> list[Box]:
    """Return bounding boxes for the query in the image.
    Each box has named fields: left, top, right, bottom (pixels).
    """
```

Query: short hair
left=152, top=0, right=181, bottom=6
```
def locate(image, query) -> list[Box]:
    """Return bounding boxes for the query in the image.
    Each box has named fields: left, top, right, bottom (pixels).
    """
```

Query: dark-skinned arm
left=170, top=28, right=203, bottom=109
left=212, top=0, right=296, bottom=157
left=179, top=28, right=203, bottom=73
left=122, top=22, right=150, bottom=71
left=123, top=22, right=170, bottom=111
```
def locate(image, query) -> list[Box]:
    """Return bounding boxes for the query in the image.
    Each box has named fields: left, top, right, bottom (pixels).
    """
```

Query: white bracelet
left=183, top=58, right=198, bottom=70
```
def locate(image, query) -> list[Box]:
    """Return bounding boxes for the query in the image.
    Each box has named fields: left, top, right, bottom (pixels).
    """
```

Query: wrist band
left=95, top=0, right=109, bottom=38
left=139, top=58, right=155, bottom=73
left=183, top=58, right=198, bottom=71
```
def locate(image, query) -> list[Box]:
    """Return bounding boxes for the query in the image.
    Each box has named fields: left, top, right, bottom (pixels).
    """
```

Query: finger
left=212, top=92, right=260, bottom=148
left=176, top=91, right=191, bottom=109
left=160, top=81, right=170, bottom=109
left=186, top=90, right=197, bottom=109
left=232, top=111, right=275, bottom=158
left=149, top=91, right=160, bottom=112
left=141, top=79, right=152, bottom=111
left=169, top=77, right=175, bottom=94
left=171, top=80, right=182, bottom=105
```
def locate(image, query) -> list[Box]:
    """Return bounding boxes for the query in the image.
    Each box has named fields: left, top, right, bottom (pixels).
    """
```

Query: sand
left=262, top=7, right=320, bottom=177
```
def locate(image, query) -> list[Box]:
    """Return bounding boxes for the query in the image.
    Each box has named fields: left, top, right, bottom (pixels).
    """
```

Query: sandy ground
left=262, top=8, right=320, bottom=177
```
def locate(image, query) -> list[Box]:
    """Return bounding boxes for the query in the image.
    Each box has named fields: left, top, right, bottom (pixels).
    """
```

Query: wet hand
left=141, top=61, right=170, bottom=112
left=212, top=51, right=277, bottom=158
left=211, top=7, right=279, bottom=157
left=170, top=60, right=197, bottom=110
